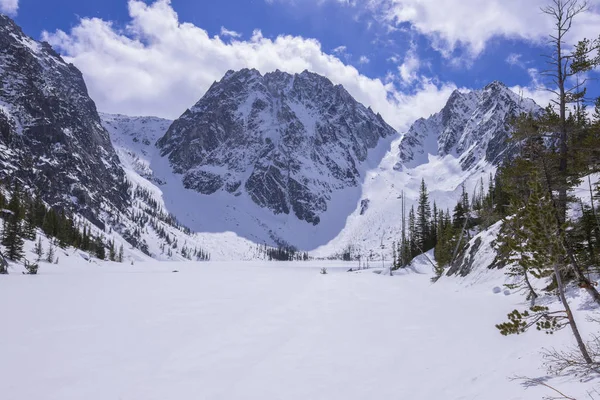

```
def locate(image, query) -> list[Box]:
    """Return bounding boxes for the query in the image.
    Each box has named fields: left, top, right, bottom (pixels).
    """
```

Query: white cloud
left=505, top=53, right=523, bottom=67
left=510, top=84, right=555, bottom=109
left=0, top=0, right=18, bottom=16
left=358, top=55, right=370, bottom=64
left=509, top=67, right=556, bottom=108
left=332, top=45, right=347, bottom=55
left=220, top=26, right=241, bottom=38
left=42, top=0, right=455, bottom=132
left=397, top=42, right=420, bottom=84
left=336, top=0, right=600, bottom=59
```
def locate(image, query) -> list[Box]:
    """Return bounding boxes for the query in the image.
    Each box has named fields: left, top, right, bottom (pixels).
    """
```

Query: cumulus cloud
left=332, top=0, right=600, bottom=59
left=42, top=0, right=455, bottom=131
left=0, top=0, right=18, bottom=16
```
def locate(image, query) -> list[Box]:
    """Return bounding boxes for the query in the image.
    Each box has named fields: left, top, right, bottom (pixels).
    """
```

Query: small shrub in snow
left=320, top=267, right=327, bottom=275
left=23, top=260, right=38, bottom=275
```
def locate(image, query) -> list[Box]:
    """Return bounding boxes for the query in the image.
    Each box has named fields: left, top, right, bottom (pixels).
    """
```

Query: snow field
left=2, top=258, right=598, bottom=399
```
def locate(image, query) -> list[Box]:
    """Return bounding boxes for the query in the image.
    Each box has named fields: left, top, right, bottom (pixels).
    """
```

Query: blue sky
left=3, top=0, right=599, bottom=129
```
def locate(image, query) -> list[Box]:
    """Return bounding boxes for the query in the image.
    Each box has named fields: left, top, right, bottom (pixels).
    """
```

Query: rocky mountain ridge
left=0, top=15, right=128, bottom=226
left=397, top=81, right=540, bottom=171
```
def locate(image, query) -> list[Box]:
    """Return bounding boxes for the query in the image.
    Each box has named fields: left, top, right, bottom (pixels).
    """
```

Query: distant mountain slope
left=100, top=113, right=172, bottom=184
left=99, top=112, right=266, bottom=261
left=157, top=68, right=397, bottom=225
left=0, top=15, right=128, bottom=226
left=396, top=81, right=540, bottom=170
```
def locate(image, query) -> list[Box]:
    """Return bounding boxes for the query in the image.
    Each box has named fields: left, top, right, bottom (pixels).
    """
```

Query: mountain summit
left=157, top=68, right=397, bottom=225
left=397, top=81, right=540, bottom=170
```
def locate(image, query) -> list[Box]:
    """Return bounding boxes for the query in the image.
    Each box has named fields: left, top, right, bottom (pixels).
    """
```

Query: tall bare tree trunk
left=553, top=263, right=593, bottom=364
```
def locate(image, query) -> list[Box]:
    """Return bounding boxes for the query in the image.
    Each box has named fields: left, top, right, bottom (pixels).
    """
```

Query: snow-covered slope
left=311, top=142, right=497, bottom=258
left=100, top=113, right=172, bottom=183
left=99, top=112, right=265, bottom=261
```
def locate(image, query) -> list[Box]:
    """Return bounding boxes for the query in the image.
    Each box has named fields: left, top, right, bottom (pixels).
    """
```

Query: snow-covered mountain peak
left=397, top=81, right=541, bottom=170
left=157, top=68, right=397, bottom=227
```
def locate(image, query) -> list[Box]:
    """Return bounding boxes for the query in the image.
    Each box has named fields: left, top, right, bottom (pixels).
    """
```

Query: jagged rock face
left=397, top=81, right=541, bottom=170
left=157, top=68, right=396, bottom=225
left=0, top=15, right=128, bottom=225
left=446, top=221, right=505, bottom=277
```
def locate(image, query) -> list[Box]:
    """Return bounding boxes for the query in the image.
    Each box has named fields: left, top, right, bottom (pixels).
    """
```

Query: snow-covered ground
left=2, top=257, right=598, bottom=399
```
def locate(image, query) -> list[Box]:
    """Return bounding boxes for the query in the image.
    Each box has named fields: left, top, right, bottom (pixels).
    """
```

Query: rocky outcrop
left=0, top=15, right=128, bottom=226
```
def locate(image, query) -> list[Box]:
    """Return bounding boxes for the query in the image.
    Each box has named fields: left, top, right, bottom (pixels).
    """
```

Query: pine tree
left=416, top=179, right=432, bottom=252
left=495, top=197, right=552, bottom=305
left=2, top=182, right=25, bottom=261
left=434, top=221, right=457, bottom=270
left=46, top=241, right=55, bottom=263
left=109, top=239, right=116, bottom=262
left=452, top=201, right=466, bottom=230
left=95, top=235, right=106, bottom=260
left=56, top=210, right=70, bottom=248
left=23, top=197, right=36, bottom=240
left=408, top=206, right=417, bottom=258
left=118, top=244, right=124, bottom=263
left=42, top=209, right=58, bottom=238
left=32, top=195, right=46, bottom=227
left=34, top=237, right=44, bottom=261
left=431, top=202, right=438, bottom=247
left=461, top=183, right=469, bottom=211
left=496, top=177, right=594, bottom=365
left=82, top=225, right=90, bottom=251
